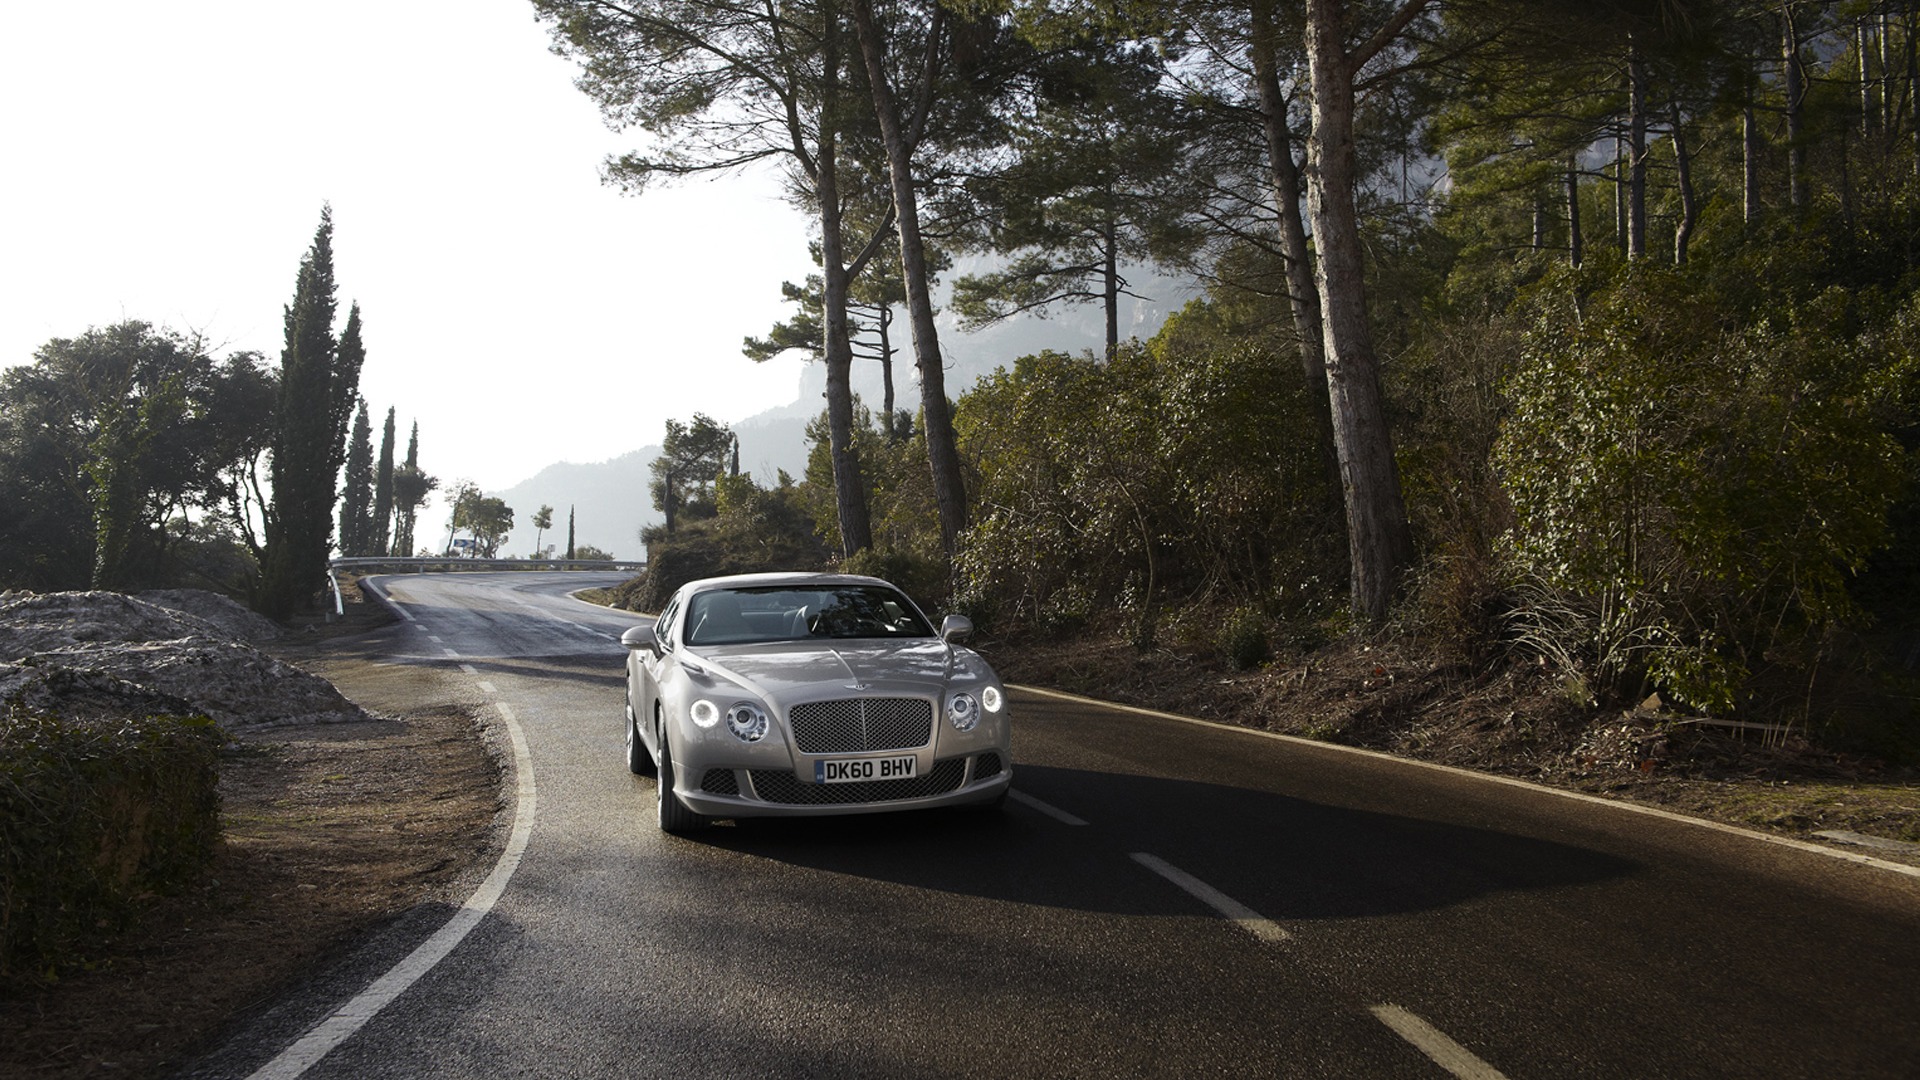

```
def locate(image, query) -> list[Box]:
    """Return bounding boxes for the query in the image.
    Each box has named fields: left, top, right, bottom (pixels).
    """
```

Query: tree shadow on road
left=694, top=762, right=1638, bottom=922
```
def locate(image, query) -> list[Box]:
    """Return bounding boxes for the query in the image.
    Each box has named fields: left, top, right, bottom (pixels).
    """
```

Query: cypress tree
left=340, top=400, right=374, bottom=555
left=566, top=506, right=576, bottom=561
left=390, top=421, right=433, bottom=558
left=371, top=406, right=396, bottom=556
left=258, top=208, right=365, bottom=619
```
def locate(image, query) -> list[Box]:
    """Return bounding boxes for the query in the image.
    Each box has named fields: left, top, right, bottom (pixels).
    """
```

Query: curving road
left=188, top=572, right=1920, bottom=1079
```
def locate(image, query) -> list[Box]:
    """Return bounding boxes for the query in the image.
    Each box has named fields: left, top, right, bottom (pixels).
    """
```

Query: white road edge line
left=1008, top=789, right=1089, bottom=826
left=1016, top=685, right=1920, bottom=881
left=1370, top=1004, right=1510, bottom=1080
left=244, top=699, right=537, bottom=1080
left=1130, top=852, right=1291, bottom=944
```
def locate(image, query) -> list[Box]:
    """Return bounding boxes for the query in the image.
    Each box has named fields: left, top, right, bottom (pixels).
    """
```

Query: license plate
left=814, top=755, right=916, bottom=784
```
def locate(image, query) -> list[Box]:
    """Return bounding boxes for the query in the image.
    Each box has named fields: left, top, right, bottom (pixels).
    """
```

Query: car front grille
left=700, top=768, right=740, bottom=795
left=749, top=758, right=966, bottom=805
left=972, top=752, right=1002, bottom=780
left=787, top=697, right=933, bottom=754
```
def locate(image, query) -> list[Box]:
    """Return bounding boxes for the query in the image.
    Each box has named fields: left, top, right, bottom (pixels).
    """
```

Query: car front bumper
left=675, top=750, right=1012, bottom=818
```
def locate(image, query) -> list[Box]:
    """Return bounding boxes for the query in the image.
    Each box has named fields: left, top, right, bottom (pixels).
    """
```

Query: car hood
left=685, top=639, right=992, bottom=704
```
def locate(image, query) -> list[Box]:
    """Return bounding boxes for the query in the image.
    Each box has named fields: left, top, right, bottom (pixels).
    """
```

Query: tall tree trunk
left=878, top=305, right=898, bottom=437
left=815, top=5, right=874, bottom=556
left=1881, top=10, right=1895, bottom=138
left=1744, top=98, right=1761, bottom=223
left=1250, top=0, right=1342, bottom=499
left=850, top=0, right=967, bottom=556
left=1102, top=206, right=1120, bottom=360
left=1614, top=133, right=1628, bottom=252
left=1671, top=104, right=1697, bottom=265
left=1566, top=156, right=1584, bottom=267
left=1627, top=39, right=1648, bottom=260
left=1785, top=5, right=1807, bottom=211
left=1302, top=0, right=1419, bottom=623
left=1861, top=18, right=1875, bottom=137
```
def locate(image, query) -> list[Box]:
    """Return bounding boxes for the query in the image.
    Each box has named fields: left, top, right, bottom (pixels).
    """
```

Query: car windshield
left=683, top=585, right=935, bottom=646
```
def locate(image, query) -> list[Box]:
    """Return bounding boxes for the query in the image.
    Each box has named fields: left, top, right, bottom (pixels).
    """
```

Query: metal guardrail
left=329, top=557, right=647, bottom=573
left=322, top=558, right=645, bottom=618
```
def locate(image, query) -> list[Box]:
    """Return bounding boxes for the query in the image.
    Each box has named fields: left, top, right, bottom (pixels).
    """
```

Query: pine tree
left=259, top=207, right=364, bottom=620
left=371, top=406, right=395, bottom=556
left=340, top=400, right=374, bottom=555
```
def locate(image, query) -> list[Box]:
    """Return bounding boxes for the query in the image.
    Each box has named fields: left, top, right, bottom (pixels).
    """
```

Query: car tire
left=625, top=701, right=654, bottom=776
left=655, top=731, right=708, bottom=834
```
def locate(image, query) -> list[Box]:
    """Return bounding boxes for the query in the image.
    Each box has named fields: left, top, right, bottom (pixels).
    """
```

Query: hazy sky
left=2, top=1, right=818, bottom=504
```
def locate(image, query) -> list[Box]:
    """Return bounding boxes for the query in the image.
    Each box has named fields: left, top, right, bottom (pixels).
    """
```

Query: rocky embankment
left=0, top=589, right=366, bottom=728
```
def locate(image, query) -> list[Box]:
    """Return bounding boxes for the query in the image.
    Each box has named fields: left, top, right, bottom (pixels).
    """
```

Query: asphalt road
left=188, top=572, right=1920, bottom=1079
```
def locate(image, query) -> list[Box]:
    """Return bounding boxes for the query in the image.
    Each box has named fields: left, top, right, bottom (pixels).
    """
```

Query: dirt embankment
left=989, top=633, right=1920, bottom=854
left=1, top=589, right=502, bottom=1080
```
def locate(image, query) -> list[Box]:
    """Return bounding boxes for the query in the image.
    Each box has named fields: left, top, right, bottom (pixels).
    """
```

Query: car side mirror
left=940, top=615, right=974, bottom=643
left=620, top=625, right=658, bottom=654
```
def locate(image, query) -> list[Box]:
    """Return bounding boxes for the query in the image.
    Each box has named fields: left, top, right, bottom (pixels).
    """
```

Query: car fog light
left=948, top=692, right=980, bottom=731
left=726, top=703, right=769, bottom=743
left=690, top=700, right=720, bottom=728
left=981, top=686, right=1004, bottom=713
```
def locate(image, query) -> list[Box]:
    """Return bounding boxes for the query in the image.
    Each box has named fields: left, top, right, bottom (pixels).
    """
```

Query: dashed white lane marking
left=245, top=700, right=537, bottom=1080
left=1009, top=789, right=1088, bottom=826
left=1369, top=1004, right=1510, bottom=1080
left=458, top=664, right=477, bottom=676
left=441, top=648, right=460, bottom=659
left=1129, top=852, right=1291, bottom=944
left=425, top=634, right=443, bottom=643
left=477, top=681, right=497, bottom=694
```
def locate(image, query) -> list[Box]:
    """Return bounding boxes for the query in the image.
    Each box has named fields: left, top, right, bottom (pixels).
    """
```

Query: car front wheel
left=655, top=730, right=708, bottom=835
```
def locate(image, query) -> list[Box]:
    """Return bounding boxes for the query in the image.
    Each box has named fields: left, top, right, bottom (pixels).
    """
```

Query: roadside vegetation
left=0, top=208, right=446, bottom=606
left=589, top=0, right=1920, bottom=776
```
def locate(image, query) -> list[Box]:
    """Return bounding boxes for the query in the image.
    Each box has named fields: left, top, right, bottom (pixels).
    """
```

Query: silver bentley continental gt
left=620, top=572, right=1013, bottom=833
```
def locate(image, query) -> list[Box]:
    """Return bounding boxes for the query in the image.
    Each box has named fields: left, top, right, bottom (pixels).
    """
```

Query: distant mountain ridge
left=491, top=272, right=1188, bottom=559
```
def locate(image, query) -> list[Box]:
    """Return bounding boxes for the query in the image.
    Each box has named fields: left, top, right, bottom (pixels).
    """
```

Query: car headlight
left=948, top=692, right=980, bottom=732
left=982, top=686, right=1004, bottom=713
left=726, top=702, right=769, bottom=743
left=690, top=700, right=720, bottom=728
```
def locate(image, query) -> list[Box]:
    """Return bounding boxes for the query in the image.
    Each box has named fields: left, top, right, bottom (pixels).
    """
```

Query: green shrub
left=839, top=547, right=949, bottom=612
left=953, top=319, right=1343, bottom=639
left=1217, top=608, right=1270, bottom=671
left=1, top=709, right=223, bottom=989
left=1495, top=267, right=1904, bottom=716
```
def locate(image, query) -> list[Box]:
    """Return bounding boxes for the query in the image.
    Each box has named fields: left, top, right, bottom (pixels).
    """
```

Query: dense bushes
left=613, top=471, right=831, bottom=612
left=1, top=709, right=223, bottom=989
left=1492, top=266, right=1912, bottom=724
left=621, top=216, right=1920, bottom=755
left=952, top=309, right=1344, bottom=642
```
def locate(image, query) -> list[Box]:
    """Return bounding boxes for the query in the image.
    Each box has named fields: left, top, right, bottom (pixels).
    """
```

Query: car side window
left=656, top=597, right=680, bottom=652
